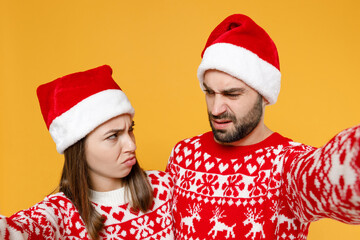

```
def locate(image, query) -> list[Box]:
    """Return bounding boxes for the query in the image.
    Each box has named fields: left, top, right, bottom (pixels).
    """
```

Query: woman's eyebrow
left=103, top=129, right=123, bottom=136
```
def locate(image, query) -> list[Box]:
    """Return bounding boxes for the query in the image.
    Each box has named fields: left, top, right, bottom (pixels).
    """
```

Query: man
left=166, top=14, right=360, bottom=239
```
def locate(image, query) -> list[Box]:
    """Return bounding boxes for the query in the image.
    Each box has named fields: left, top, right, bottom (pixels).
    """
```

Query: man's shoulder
left=171, top=131, right=212, bottom=149
left=174, top=132, right=209, bottom=144
left=273, top=133, right=316, bottom=157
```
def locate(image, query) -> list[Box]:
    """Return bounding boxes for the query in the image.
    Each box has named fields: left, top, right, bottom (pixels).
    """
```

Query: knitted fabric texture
left=166, top=125, right=360, bottom=239
left=0, top=171, right=174, bottom=240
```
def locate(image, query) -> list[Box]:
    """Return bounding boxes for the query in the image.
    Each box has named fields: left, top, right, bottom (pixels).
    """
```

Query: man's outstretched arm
left=283, top=125, right=360, bottom=224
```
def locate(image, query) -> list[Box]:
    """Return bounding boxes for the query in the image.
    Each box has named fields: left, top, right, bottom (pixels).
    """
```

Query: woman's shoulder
left=145, top=170, right=172, bottom=183
left=6, top=192, right=79, bottom=233
left=43, top=192, right=72, bottom=204
left=7, top=192, right=75, bottom=220
left=37, top=192, right=78, bottom=215
left=145, top=170, right=173, bottom=193
left=145, top=171, right=173, bottom=212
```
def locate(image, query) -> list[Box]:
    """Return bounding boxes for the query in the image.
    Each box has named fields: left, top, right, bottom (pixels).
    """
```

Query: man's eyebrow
left=203, top=83, right=246, bottom=94
left=203, top=83, right=211, bottom=90
left=222, top=88, right=246, bottom=94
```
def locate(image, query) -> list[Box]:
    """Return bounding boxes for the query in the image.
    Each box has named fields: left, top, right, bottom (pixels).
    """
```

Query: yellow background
left=1, top=0, right=360, bottom=239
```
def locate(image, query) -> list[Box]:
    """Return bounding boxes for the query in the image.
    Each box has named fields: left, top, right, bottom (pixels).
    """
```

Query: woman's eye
left=107, top=134, right=117, bottom=140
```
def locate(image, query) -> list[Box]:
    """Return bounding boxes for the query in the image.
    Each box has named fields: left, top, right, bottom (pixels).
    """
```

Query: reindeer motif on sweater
left=166, top=126, right=360, bottom=239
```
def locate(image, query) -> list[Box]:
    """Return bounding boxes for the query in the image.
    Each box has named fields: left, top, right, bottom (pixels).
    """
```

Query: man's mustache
left=208, top=112, right=236, bottom=122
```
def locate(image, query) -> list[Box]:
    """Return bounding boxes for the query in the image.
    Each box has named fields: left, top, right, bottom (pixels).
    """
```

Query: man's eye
left=205, top=90, right=215, bottom=95
left=225, top=93, right=240, bottom=97
left=129, top=127, right=134, bottom=133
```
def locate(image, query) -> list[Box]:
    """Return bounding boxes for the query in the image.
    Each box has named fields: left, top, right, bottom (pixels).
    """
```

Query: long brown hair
left=60, top=137, right=153, bottom=240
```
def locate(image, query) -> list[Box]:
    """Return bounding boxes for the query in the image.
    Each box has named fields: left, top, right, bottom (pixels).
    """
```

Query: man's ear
left=263, top=96, right=270, bottom=106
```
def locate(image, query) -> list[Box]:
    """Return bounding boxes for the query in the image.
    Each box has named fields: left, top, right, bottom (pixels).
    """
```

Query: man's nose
left=211, top=94, right=227, bottom=116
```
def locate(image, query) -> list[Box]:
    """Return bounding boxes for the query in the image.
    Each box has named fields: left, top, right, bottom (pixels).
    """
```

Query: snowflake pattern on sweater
left=0, top=170, right=174, bottom=240
left=166, top=125, right=360, bottom=240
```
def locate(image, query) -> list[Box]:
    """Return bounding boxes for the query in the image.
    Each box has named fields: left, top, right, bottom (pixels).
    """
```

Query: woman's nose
left=123, top=134, right=137, bottom=152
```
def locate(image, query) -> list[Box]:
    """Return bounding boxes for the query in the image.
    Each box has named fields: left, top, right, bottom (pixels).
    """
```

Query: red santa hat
left=37, top=65, right=135, bottom=154
left=197, top=14, right=281, bottom=105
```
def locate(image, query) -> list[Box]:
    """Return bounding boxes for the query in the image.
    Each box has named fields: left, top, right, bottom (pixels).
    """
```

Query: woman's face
left=85, top=114, right=137, bottom=191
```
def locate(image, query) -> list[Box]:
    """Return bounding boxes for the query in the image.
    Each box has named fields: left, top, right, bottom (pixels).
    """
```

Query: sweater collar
left=89, top=187, right=127, bottom=206
left=199, top=131, right=291, bottom=158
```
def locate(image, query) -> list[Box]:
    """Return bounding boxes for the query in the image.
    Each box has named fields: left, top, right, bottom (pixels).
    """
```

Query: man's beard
left=208, top=94, right=263, bottom=143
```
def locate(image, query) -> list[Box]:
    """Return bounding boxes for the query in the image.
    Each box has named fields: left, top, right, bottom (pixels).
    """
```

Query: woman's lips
left=123, top=156, right=137, bottom=166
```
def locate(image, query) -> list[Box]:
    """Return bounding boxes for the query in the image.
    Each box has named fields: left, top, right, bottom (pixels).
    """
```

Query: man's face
left=203, top=70, right=264, bottom=144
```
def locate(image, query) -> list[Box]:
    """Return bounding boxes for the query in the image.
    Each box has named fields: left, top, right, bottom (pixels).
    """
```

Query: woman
left=0, top=65, right=174, bottom=240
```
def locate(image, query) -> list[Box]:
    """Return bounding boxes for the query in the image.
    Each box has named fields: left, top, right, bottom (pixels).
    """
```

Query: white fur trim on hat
left=49, top=89, right=134, bottom=154
left=197, top=43, right=281, bottom=105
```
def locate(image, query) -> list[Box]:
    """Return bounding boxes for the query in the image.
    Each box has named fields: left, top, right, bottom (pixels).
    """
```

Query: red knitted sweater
left=0, top=170, right=174, bottom=240
left=166, top=125, right=360, bottom=239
